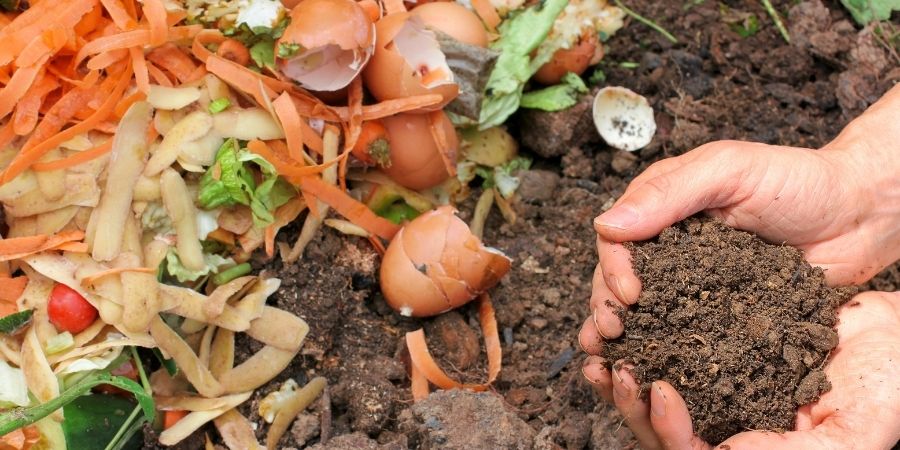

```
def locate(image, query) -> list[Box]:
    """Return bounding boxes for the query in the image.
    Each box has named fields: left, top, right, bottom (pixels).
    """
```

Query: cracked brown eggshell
left=362, top=12, right=459, bottom=110
left=380, top=206, right=511, bottom=317
left=380, top=111, right=456, bottom=190
left=276, top=0, right=375, bottom=92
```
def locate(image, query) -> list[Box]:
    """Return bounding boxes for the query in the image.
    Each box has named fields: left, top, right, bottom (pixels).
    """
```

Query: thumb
left=594, top=143, right=751, bottom=242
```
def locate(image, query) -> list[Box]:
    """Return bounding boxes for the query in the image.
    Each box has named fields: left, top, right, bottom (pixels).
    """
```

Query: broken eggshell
left=276, top=0, right=375, bottom=92
left=410, top=2, right=488, bottom=48
left=380, top=111, right=457, bottom=190
left=362, top=13, right=459, bottom=110
left=380, top=206, right=511, bottom=317
left=592, top=86, right=656, bottom=152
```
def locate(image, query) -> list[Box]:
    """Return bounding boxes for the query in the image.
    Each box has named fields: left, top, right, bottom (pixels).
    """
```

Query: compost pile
left=604, top=217, right=856, bottom=443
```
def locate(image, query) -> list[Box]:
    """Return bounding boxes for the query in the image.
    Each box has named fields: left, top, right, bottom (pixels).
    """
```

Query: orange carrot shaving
left=246, top=140, right=332, bottom=181
left=367, top=235, right=386, bottom=256
left=146, top=61, right=174, bottom=86
left=31, top=140, right=113, bottom=172
left=298, top=175, right=400, bottom=240
left=54, top=242, right=89, bottom=253
left=147, top=44, right=197, bottom=83
left=16, top=25, right=68, bottom=69
left=74, top=4, right=104, bottom=36
left=0, top=64, right=43, bottom=121
left=86, top=49, right=128, bottom=70
left=114, top=91, right=147, bottom=118
left=410, top=362, right=430, bottom=401
left=216, top=39, right=250, bottom=66
left=101, top=0, right=137, bottom=30
left=272, top=93, right=307, bottom=164
left=383, top=0, right=406, bottom=15
left=0, top=121, right=16, bottom=150
left=0, top=1, right=97, bottom=67
left=406, top=293, right=501, bottom=391
left=264, top=225, right=276, bottom=259
left=0, top=230, right=87, bottom=262
left=13, top=73, right=59, bottom=136
left=130, top=47, right=150, bottom=93
left=142, top=0, right=168, bottom=46
left=0, top=276, right=28, bottom=303
left=330, top=94, right=444, bottom=122
left=471, top=0, right=501, bottom=31
left=80, top=266, right=156, bottom=286
left=341, top=77, right=365, bottom=190
left=1, top=62, right=132, bottom=183
left=428, top=110, right=456, bottom=177
left=191, top=29, right=225, bottom=63
left=0, top=424, right=40, bottom=450
left=74, top=25, right=201, bottom=68
left=206, top=55, right=276, bottom=111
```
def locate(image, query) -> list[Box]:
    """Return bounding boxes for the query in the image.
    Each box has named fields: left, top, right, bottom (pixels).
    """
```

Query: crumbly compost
left=603, top=217, right=855, bottom=443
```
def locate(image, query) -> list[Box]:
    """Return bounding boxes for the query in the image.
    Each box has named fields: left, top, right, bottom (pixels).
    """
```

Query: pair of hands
left=579, top=86, right=900, bottom=449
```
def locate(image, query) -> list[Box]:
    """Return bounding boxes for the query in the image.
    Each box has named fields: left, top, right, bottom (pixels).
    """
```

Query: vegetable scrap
left=0, top=0, right=644, bottom=447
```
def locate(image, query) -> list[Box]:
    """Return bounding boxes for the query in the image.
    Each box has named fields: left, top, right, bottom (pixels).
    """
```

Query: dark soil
left=603, top=218, right=856, bottom=443
left=145, top=0, right=900, bottom=448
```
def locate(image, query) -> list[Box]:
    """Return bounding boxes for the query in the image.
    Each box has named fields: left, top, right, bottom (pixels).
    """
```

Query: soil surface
left=603, top=218, right=855, bottom=443
left=144, top=0, right=900, bottom=448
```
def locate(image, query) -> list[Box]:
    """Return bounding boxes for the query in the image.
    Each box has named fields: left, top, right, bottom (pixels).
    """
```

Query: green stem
left=212, top=262, right=252, bottom=285
left=761, top=0, right=791, bottom=43
left=130, top=347, right=152, bottom=395
left=614, top=0, right=678, bottom=44
left=103, top=406, right=142, bottom=450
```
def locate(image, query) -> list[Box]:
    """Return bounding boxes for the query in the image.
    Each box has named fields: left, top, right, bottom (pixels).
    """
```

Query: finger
left=620, top=153, right=692, bottom=198
left=582, top=356, right=613, bottom=403
left=649, top=381, right=711, bottom=450
left=597, top=235, right=641, bottom=304
left=578, top=316, right=603, bottom=355
left=592, top=294, right=625, bottom=339
left=593, top=142, right=751, bottom=242
left=613, top=363, right=663, bottom=450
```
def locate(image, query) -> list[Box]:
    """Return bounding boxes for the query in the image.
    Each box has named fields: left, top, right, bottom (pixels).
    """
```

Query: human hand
left=580, top=291, right=900, bottom=450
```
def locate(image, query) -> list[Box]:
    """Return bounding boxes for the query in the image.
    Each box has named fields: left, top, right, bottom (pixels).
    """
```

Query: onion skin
left=380, top=111, right=456, bottom=190
left=533, top=30, right=597, bottom=85
left=380, top=206, right=511, bottom=317
left=362, top=12, right=458, bottom=110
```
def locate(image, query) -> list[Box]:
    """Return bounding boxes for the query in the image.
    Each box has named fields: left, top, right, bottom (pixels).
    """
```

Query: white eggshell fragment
left=592, top=86, right=656, bottom=152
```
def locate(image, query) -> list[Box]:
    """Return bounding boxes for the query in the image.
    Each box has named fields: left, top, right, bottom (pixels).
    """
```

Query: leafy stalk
left=0, top=373, right=154, bottom=436
left=613, top=0, right=678, bottom=44
left=761, top=0, right=791, bottom=43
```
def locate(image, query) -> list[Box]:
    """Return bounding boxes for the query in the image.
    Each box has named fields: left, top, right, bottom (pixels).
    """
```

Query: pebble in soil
left=603, top=217, right=855, bottom=443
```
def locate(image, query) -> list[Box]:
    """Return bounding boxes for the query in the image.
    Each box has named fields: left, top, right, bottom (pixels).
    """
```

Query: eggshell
left=592, top=86, right=656, bottom=151
left=380, top=111, right=457, bottom=190
left=276, top=0, right=375, bottom=91
left=411, top=2, right=488, bottom=47
left=379, top=206, right=511, bottom=317
left=362, top=13, right=458, bottom=110
left=533, top=29, right=597, bottom=85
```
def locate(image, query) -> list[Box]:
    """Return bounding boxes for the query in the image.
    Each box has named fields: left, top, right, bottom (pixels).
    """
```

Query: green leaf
left=730, top=14, right=760, bottom=38
left=199, top=139, right=297, bottom=228
left=840, top=0, right=900, bottom=24
left=479, top=0, right=569, bottom=128
left=277, top=42, right=301, bottom=58
left=152, top=348, right=178, bottom=377
left=223, top=18, right=290, bottom=70
left=520, top=72, right=588, bottom=111
left=588, top=68, right=607, bottom=85
left=165, top=249, right=235, bottom=283
left=0, top=309, right=33, bottom=334
left=250, top=39, right=276, bottom=69
left=378, top=203, right=421, bottom=224
left=63, top=395, right=143, bottom=450
left=0, top=372, right=154, bottom=436
left=208, top=97, right=231, bottom=114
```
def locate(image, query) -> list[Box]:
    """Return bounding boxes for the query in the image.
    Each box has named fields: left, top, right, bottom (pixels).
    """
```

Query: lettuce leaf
left=520, top=72, right=588, bottom=111
left=478, top=0, right=569, bottom=128
left=165, top=249, right=235, bottom=283
left=840, top=0, right=900, bottom=24
left=198, top=139, right=296, bottom=228
left=0, top=360, right=29, bottom=407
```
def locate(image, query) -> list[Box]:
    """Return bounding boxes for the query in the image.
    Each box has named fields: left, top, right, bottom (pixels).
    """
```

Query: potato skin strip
left=149, top=315, right=225, bottom=398
left=79, top=266, right=155, bottom=286
left=265, top=377, right=326, bottom=450
left=406, top=293, right=502, bottom=395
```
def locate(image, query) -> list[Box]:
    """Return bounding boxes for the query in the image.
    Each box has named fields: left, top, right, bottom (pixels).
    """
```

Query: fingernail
left=651, top=382, right=667, bottom=417
left=581, top=356, right=606, bottom=383
left=607, top=275, right=626, bottom=302
left=592, top=308, right=611, bottom=339
left=612, top=368, right=631, bottom=399
left=595, top=207, right=639, bottom=230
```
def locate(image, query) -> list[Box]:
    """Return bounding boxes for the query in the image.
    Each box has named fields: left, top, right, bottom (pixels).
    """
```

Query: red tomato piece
left=47, top=283, right=98, bottom=333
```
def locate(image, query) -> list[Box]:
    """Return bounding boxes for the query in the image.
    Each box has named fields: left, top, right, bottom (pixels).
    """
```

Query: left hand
left=581, top=291, right=900, bottom=450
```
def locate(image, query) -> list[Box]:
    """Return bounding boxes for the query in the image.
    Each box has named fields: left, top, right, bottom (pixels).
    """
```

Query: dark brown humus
left=603, top=217, right=855, bottom=443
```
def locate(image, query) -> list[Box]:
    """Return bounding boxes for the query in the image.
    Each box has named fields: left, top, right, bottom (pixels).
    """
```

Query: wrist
left=821, top=89, right=900, bottom=277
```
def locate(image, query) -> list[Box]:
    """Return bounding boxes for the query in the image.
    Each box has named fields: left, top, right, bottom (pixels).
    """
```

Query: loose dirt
left=603, top=218, right=856, bottom=443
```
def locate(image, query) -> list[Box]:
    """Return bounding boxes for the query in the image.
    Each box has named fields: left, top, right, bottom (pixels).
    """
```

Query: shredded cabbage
left=165, top=248, right=235, bottom=283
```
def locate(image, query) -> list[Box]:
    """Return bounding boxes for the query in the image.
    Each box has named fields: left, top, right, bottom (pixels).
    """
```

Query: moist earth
left=144, top=0, right=900, bottom=448
left=602, top=218, right=856, bottom=443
